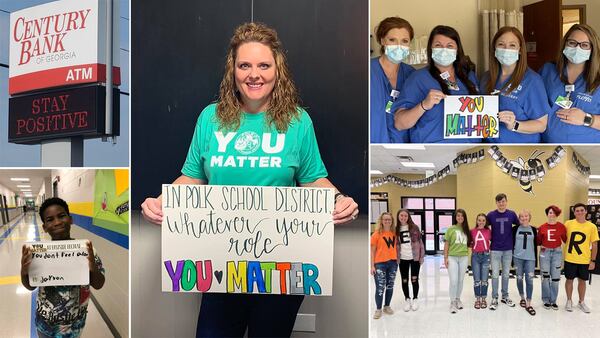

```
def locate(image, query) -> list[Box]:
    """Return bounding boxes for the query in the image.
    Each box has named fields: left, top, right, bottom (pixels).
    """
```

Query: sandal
left=481, top=299, right=487, bottom=309
left=520, top=299, right=526, bottom=308
left=475, top=299, right=481, bottom=309
left=526, top=306, right=536, bottom=316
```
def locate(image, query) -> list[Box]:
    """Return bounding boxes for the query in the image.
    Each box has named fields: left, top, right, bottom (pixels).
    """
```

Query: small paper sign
left=27, top=240, right=89, bottom=286
left=444, top=95, right=499, bottom=139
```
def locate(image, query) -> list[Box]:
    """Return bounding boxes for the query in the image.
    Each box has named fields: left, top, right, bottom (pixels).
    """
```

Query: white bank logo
left=211, top=131, right=285, bottom=168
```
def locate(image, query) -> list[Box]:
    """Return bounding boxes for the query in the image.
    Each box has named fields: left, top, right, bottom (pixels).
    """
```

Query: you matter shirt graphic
left=182, top=104, right=327, bottom=187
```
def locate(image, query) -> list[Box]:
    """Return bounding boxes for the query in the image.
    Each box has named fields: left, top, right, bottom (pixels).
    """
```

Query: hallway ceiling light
left=589, top=175, right=600, bottom=180
left=10, top=178, right=30, bottom=181
left=17, top=185, right=31, bottom=188
left=20, top=189, right=32, bottom=192
left=401, top=162, right=435, bottom=168
left=370, top=170, right=383, bottom=175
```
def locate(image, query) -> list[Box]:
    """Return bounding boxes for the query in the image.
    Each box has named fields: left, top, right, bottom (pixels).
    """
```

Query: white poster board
left=27, top=240, right=89, bottom=286
left=444, top=95, right=499, bottom=139
left=161, top=184, right=335, bottom=296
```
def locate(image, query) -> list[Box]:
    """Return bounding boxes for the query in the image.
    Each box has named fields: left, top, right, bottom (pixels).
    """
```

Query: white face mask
left=431, top=48, right=457, bottom=67
left=384, top=45, right=410, bottom=64
left=563, top=46, right=591, bottom=64
left=495, top=48, right=519, bottom=66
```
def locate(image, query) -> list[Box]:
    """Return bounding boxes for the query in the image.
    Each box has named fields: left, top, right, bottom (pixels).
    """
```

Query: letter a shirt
left=371, top=230, right=397, bottom=264
left=564, top=219, right=600, bottom=264
left=182, top=104, right=328, bottom=186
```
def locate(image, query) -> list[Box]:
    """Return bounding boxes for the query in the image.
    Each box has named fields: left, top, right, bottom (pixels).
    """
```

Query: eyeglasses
left=566, top=39, right=592, bottom=50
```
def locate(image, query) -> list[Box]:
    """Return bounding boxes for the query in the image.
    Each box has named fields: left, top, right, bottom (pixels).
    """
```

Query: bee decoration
left=510, top=150, right=545, bottom=195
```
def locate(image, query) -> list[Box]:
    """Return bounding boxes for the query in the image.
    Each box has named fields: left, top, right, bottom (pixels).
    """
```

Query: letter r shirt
left=487, top=209, right=519, bottom=251
left=181, top=103, right=328, bottom=186
left=564, top=219, right=600, bottom=264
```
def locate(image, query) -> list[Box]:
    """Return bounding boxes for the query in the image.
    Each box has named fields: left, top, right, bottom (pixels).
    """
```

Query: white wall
left=563, top=0, right=600, bottom=35
left=52, top=169, right=95, bottom=203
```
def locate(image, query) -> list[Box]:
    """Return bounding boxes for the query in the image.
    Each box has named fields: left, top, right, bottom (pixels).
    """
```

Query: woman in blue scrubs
left=370, top=17, right=416, bottom=143
left=481, top=26, right=549, bottom=143
left=540, top=24, right=600, bottom=143
left=393, top=25, right=480, bottom=143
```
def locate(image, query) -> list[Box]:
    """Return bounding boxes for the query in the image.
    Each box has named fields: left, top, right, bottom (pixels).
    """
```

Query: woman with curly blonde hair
left=141, top=22, right=358, bottom=337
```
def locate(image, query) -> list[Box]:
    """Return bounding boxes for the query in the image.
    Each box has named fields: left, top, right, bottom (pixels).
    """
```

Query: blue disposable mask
left=563, top=46, right=591, bottom=64
left=495, top=48, right=519, bottom=66
left=385, top=45, right=410, bottom=64
left=431, top=48, right=457, bottom=67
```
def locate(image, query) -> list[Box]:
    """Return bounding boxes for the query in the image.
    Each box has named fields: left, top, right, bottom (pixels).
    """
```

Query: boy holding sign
left=20, top=198, right=105, bottom=338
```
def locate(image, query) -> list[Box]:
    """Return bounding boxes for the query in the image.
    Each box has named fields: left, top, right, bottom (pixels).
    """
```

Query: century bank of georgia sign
left=8, top=0, right=120, bottom=95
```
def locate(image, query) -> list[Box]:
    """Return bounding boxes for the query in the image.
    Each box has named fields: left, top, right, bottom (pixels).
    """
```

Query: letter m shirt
left=181, top=103, right=327, bottom=186
left=564, top=220, right=600, bottom=264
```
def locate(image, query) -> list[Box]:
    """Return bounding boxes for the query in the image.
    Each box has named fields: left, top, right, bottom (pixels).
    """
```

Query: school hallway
left=370, top=255, right=600, bottom=338
left=0, top=211, right=113, bottom=338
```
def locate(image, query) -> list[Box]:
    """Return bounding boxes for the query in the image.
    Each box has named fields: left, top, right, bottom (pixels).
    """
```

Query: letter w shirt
left=371, top=231, right=397, bottom=264
left=182, top=104, right=328, bottom=186
left=564, top=219, right=600, bottom=264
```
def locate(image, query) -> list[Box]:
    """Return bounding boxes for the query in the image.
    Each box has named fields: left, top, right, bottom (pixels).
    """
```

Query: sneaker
left=455, top=299, right=464, bottom=309
left=411, top=298, right=419, bottom=311
left=578, top=302, right=591, bottom=313
left=383, top=306, right=394, bottom=315
left=403, top=299, right=412, bottom=312
left=450, top=301, right=457, bottom=314
left=551, top=303, right=559, bottom=311
left=501, top=297, right=516, bottom=307
left=373, top=309, right=382, bottom=319
left=490, top=298, right=498, bottom=311
left=543, top=303, right=551, bottom=310
left=566, top=300, right=573, bottom=312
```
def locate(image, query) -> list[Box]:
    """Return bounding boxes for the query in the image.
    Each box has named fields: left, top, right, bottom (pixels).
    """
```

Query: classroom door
left=435, top=211, right=455, bottom=255
left=523, top=0, right=562, bottom=71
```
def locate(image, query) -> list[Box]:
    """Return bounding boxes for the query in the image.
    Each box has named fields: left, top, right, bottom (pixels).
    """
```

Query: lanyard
left=440, top=71, right=459, bottom=91
left=565, top=84, right=575, bottom=100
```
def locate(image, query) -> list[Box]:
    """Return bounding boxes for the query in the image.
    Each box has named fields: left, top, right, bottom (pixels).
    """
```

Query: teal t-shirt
left=181, top=103, right=328, bottom=186
left=444, top=225, right=469, bottom=256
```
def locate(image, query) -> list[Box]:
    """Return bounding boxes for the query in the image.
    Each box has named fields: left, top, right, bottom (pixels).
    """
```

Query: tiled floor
left=370, top=255, right=600, bottom=338
left=0, top=212, right=112, bottom=338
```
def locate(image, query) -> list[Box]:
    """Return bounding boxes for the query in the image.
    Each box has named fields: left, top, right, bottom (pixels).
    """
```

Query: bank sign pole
left=8, top=0, right=120, bottom=167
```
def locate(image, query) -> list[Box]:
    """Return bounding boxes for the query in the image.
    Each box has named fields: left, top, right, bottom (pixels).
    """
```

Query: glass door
left=435, top=211, right=455, bottom=254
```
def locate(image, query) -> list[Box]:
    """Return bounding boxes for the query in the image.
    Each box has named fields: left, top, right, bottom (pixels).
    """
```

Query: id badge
left=385, top=100, right=393, bottom=113
left=555, top=95, right=572, bottom=109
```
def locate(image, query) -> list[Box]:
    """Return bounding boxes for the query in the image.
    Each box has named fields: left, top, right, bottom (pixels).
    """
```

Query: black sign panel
left=9, top=85, right=119, bottom=144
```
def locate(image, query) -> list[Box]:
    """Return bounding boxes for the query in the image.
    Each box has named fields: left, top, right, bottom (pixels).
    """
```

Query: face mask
left=431, top=48, right=457, bottom=66
left=563, top=46, right=591, bottom=64
left=384, top=45, right=410, bottom=64
left=495, top=48, right=519, bottom=66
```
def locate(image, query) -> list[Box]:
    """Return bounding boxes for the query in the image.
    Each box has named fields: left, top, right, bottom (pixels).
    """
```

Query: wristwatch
left=512, top=121, right=520, bottom=131
left=583, top=113, right=594, bottom=127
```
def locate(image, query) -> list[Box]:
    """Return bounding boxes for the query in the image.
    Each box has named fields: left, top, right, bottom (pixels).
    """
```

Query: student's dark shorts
left=564, top=261, right=590, bottom=280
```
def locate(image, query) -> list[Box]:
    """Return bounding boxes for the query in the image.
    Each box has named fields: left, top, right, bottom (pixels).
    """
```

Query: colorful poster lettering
left=93, top=169, right=129, bottom=236
left=161, top=184, right=335, bottom=296
left=26, top=240, right=89, bottom=286
left=444, top=95, right=499, bottom=139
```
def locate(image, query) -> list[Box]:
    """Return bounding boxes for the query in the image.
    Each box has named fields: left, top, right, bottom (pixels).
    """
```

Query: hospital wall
left=51, top=169, right=129, bottom=338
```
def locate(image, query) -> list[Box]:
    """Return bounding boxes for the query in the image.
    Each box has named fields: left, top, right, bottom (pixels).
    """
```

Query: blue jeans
left=514, top=258, right=535, bottom=300
left=374, top=260, right=398, bottom=309
left=539, top=247, right=563, bottom=304
left=448, top=256, right=469, bottom=300
left=491, top=250, right=512, bottom=299
left=472, top=252, right=491, bottom=297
